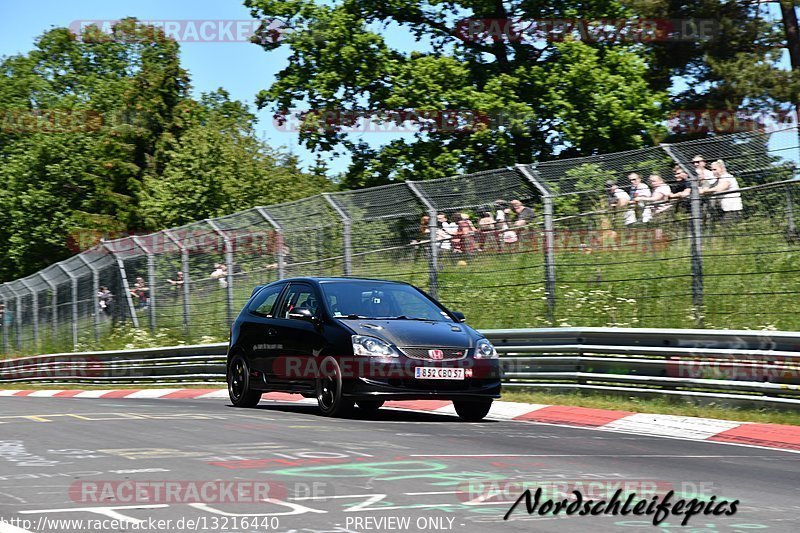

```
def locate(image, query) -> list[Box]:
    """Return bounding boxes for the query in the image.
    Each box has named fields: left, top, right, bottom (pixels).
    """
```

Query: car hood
left=337, top=319, right=475, bottom=348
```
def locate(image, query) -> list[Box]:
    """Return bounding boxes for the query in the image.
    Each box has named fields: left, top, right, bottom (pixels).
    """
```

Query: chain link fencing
left=2, top=127, right=799, bottom=356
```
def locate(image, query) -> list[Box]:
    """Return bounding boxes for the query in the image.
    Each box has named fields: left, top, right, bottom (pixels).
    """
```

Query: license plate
left=414, top=367, right=465, bottom=380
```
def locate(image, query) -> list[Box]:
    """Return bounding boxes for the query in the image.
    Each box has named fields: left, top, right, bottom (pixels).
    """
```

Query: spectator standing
left=628, top=173, right=652, bottom=223
left=457, top=213, right=478, bottom=254
left=606, top=181, right=636, bottom=226
left=691, top=155, right=716, bottom=187
left=167, top=271, right=184, bottom=299
left=97, top=286, right=113, bottom=319
left=669, top=165, right=691, bottom=214
left=510, top=200, right=535, bottom=227
left=129, top=277, right=149, bottom=309
left=211, top=263, right=228, bottom=289
left=644, top=174, right=673, bottom=220
left=435, top=213, right=457, bottom=251
left=702, top=160, right=743, bottom=225
left=478, top=211, right=496, bottom=250
left=493, top=200, right=516, bottom=247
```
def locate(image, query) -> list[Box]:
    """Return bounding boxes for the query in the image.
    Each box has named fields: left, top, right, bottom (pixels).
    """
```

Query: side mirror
left=288, top=307, right=319, bottom=324
left=451, top=311, right=466, bottom=322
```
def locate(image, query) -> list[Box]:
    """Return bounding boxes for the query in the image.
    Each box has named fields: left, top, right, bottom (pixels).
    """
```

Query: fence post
left=40, top=273, right=59, bottom=348
left=515, top=164, right=556, bottom=324
left=786, top=183, right=796, bottom=237
left=19, top=279, right=39, bottom=351
left=207, top=220, right=235, bottom=328
left=406, top=181, right=439, bottom=298
left=322, top=193, right=352, bottom=276
left=163, top=230, right=190, bottom=338
left=661, top=144, right=704, bottom=326
left=56, top=265, right=79, bottom=350
left=0, top=288, right=7, bottom=354
left=132, top=236, right=157, bottom=332
left=6, top=284, right=22, bottom=352
left=77, top=254, right=101, bottom=343
left=255, top=207, right=285, bottom=280
left=101, top=241, right=140, bottom=329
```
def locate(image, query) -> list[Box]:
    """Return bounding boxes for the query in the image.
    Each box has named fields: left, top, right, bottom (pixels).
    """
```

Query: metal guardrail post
left=255, top=207, right=285, bottom=280
left=132, top=236, right=157, bottom=332
left=515, top=164, right=556, bottom=324
left=661, top=145, right=704, bottom=326
left=322, top=193, right=352, bottom=276
left=163, top=230, right=190, bottom=338
left=77, top=255, right=101, bottom=342
left=56, top=265, right=79, bottom=350
left=19, top=279, right=39, bottom=350
left=101, top=241, right=140, bottom=329
left=207, top=220, right=235, bottom=327
left=406, top=181, right=439, bottom=298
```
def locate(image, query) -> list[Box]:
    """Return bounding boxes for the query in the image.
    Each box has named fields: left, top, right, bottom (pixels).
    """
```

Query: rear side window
left=247, top=284, right=284, bottom=317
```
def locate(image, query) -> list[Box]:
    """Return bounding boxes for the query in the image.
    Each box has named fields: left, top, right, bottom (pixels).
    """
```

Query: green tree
left=139, top=90, right=331, bottom=227
left=245, top=0, right=669, bottom=187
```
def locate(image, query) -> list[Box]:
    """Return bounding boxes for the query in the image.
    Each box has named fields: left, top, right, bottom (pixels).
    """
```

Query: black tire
left=453, top=399, right=493, bottom=421
left=356, top=399, right=385, bottom=412
left=227, top=354, right=262, bottom=408
left=316, top=356, right=354, bottom=417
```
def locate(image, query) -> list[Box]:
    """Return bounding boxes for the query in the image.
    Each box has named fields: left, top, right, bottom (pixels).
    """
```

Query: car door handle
left=267, top=328, right=278, bottom=337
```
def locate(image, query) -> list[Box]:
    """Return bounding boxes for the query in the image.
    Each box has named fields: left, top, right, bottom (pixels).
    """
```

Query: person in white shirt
left=628, top=173, right=652, bottom=223
left=691, top=155, right=716, bottom=188
left=606, top=181, right=636, bottom=226
left=701, top=159, right=743, bottom=224
left=435, top=213, right=458, bottom=251
left=643, top=174, right=674, bottom=218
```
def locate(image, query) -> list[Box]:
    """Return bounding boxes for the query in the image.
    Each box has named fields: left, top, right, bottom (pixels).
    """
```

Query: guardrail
left=2, top=328, right=799, bottom=408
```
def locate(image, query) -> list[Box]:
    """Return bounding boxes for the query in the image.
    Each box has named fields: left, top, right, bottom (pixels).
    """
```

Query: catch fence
left=1, top=127, right=799, bottom=355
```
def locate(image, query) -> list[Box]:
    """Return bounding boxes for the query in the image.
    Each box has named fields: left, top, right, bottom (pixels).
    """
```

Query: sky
left=1, top=1, right=798, bottom=174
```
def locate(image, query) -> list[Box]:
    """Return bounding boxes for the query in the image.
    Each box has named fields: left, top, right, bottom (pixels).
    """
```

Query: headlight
left=352, top=335, right=400, bottom=357
left=474, top=339, right=498, bottom=359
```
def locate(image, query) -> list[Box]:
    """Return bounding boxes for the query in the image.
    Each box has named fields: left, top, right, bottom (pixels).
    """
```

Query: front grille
left=399, top=346, right=469, bottom=361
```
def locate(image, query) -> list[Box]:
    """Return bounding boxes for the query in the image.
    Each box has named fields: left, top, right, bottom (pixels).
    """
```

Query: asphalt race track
left=0, top=397, right=798, bottom=533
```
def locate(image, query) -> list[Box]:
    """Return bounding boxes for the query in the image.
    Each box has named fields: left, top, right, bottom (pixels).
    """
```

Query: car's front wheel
left=453, top=399, right=492, bottom=421
left=227, top=354, right=261, bottom=408
left=316, top=356, right=354, bottom=417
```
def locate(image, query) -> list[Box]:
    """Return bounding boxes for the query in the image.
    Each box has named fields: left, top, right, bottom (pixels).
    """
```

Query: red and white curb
left=1, top=388, right=799, bottom=453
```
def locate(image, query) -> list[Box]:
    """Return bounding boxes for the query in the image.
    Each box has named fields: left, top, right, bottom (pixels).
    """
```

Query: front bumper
left=339, top=356, right=502, bottom=401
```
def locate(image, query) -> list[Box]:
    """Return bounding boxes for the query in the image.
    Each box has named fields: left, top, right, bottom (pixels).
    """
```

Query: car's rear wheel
left=227, top=354, right=261, bottom=408
left=356, top=400, right=385, bottom=412
left=316, top=356, right=354, bottom=417
left=453, top=399, right=492, bottom=421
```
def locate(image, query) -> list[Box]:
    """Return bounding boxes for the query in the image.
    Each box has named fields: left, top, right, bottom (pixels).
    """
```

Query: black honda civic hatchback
left=226, top=277, right=501, bottom=421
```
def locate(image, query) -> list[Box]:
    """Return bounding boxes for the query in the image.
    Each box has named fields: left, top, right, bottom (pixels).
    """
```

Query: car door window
left=280, top=284, right=320, bottom=318
left=248, top=285, right=284, bottom=317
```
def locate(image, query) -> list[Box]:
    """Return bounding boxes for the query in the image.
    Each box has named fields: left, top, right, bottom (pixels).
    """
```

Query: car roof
left=271, top=277, right=412, bottom=285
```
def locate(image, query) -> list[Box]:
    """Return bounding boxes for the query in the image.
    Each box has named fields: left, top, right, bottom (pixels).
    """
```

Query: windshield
left=320, top=281, right=454, bottom=322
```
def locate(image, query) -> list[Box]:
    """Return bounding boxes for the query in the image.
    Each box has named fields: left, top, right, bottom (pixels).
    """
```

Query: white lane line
left=408, top=454, right=784, bottom=458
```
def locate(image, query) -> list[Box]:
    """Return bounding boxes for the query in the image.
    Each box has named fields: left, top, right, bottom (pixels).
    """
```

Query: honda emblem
left=428, top=349, right=444, bottom=360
